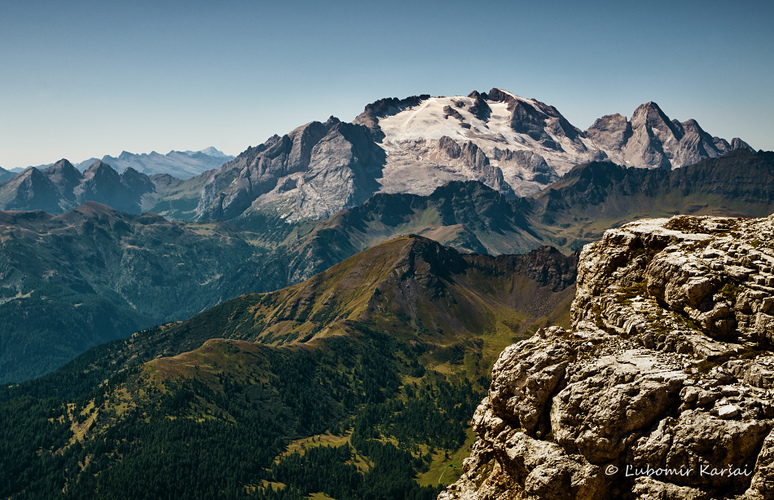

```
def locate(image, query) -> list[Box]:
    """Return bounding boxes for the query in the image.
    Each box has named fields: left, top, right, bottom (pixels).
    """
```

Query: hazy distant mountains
left=10, top=147, right=232, bottom=179
left=92, top=147, right=233, bottom=178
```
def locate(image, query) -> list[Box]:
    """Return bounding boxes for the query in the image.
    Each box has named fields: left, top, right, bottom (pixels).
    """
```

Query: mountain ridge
left=2, top=150, right=773, bottom=381
left=0, top=234, right=578, bottom=498
left=142, top=89, right=754, bottom=223
left=0, top=90, right=754, bottom=223
left=12, top=147, right=233, bottom=178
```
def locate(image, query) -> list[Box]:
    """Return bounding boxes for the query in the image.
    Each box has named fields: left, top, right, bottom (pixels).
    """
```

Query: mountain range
left=88, top=147, right=233, bottom=178
left=168, top=89, right=751, bottom=223
left=0, top=160, right=159, bottom=214
left=0, top=89, right=752, bottom=223
left=9, top=147, right=233, bottom=179
left=1, top=149, right=773, bottom=382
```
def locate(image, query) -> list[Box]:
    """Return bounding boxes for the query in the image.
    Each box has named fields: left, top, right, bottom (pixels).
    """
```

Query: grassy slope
left=0, top=235, right=577, bottom=498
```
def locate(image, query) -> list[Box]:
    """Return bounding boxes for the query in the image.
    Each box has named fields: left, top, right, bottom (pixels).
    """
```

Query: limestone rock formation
left=440, top=214, right=774, bottom=499
left=194, top=117, right=385, bottom=222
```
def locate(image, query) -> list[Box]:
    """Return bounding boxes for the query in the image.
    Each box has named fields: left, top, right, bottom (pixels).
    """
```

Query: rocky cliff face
left=194, top=117, right=385, bottom=222
left=440, top=214, right=774, bottom=499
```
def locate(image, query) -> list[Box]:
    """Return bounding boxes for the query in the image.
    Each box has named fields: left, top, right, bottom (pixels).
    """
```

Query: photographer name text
left=604, top=463, right=753, bottom=478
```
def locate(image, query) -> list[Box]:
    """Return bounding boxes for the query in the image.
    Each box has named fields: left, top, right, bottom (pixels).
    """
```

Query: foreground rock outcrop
left=440, top=214, right=774, bottom=499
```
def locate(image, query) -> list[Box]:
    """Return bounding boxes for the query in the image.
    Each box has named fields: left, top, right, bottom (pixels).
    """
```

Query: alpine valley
left=1, top=89, right=773, bottom=499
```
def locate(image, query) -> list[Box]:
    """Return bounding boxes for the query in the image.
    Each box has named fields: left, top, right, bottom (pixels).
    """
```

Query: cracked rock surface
left=440, top=215, right=774, bottom=500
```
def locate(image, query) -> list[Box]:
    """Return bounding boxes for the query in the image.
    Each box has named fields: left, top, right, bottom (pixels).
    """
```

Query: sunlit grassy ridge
left=0, top=234, right=576, bottom=498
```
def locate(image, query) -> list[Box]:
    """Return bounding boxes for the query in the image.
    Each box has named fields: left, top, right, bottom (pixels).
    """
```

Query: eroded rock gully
left=440, top=215, right=774, bottom=500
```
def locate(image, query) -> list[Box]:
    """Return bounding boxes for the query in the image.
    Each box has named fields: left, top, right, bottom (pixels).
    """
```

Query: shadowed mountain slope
left=0, top=160, right=160, bottom=214
left=0, top=202, right=275, bottom=382
left=74, top=235, right=576, bottom=371
left=0, top=235, right=577, bottom=499
left=530, top=149, right=774, bottom=249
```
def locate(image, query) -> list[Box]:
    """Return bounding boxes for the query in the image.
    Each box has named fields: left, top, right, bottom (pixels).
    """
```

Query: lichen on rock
left=440, top=214, right=774, bottom=500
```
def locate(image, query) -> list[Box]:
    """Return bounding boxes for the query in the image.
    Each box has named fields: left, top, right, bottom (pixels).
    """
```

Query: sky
left=1, top=0, right=772, bottom=168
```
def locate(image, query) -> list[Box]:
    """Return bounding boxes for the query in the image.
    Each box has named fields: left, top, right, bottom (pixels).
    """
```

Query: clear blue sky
left=1, top=0, right=772, bottom=168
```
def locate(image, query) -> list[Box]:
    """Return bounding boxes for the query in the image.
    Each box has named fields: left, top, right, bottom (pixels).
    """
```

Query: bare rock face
left=195, top=117, right=385, bottom=222
left=588, top=101, right=752, bottom=171
left=441, top=214, right=774, bottom=500
left=586, top=113, right=631, bottom=152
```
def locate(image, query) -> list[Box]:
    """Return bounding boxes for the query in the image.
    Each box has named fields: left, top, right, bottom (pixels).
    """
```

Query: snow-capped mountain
left=182, top=88, right=750, bottom=222
left=354, top=88, right=751, bottom=196
left=2, top=90, right=752, bottom=223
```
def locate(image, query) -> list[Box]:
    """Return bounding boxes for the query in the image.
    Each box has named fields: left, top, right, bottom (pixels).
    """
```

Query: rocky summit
left=440, top=214, right=774, bottom=499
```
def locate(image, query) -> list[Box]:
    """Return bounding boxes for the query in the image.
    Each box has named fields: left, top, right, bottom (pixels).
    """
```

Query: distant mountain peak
left=85, top=160, right=117, bottom=174
left=631, top=101, right=674, bottom=128
left=50, top=158, right=76, bottom=169
left=187, top=146, right=230, bottom=158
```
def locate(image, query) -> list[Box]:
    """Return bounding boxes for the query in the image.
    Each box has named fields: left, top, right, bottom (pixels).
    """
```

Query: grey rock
left=195, top=117, right=385, bottom=222
left=441, top=214, right=774, bottom=499
left=586, top=113, right=631, bottom=151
